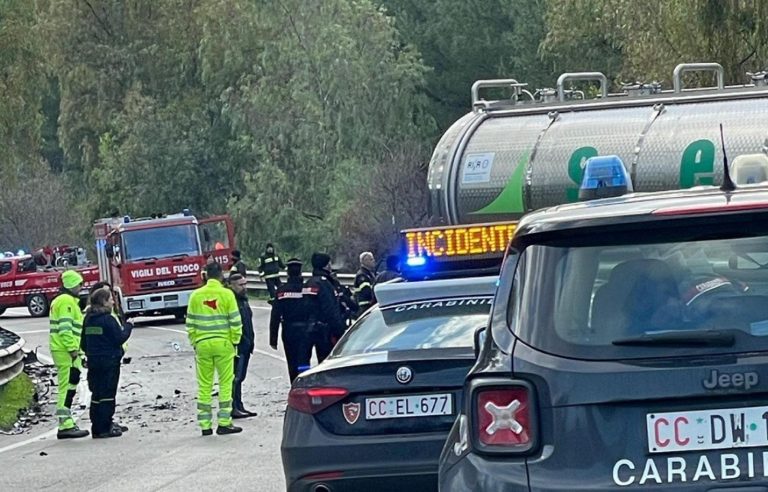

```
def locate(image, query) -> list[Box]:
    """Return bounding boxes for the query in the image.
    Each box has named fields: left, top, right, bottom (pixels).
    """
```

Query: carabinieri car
left=440, top=156, right=768, bottom=490
left=281, top=275, right=496, bottom=492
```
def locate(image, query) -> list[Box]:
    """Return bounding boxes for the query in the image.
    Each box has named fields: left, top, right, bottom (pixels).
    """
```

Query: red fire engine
left=93, top=210, right=234, bottom=319
left=0, top=254, right=99, bottom=317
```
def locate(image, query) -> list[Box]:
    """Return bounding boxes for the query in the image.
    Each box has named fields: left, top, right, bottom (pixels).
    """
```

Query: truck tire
left=27, top=294, right=49, bottom=317
left=0, top=306, right=6, bottom=316
left=173, top=309, right=186, bottom=322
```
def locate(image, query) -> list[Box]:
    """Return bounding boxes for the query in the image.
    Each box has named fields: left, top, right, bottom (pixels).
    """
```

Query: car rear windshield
left=332, top=296, right=492, bottom=357
left=508, top=216, right=768, bottom=360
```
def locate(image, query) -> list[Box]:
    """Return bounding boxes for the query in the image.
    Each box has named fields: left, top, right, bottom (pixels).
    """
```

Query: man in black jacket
left=354, top=251, right=377, bottom=318
left=228, top=273, right=256, bottom=418
left=229, top=250, right=247, bottom=278
left=259, top=243, right=285, bottom=303
left=269, top=258, right=311, bottom=381
left=81, top=289, right=133, bottom=438
left=303, top=253, right=346, bottom=364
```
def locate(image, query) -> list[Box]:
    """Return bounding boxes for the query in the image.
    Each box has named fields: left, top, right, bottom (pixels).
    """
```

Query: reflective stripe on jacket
left=49, top=292, right=83, bottom=352
left=186, top=279, right=242, bottom=347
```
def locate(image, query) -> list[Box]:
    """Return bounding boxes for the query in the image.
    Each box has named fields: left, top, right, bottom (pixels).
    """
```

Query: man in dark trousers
left=353, top=251, right=377, bottom=317
left=259, top=243, right=285, bottom=303
left=227, top=273, right=256, bottom=418
left=269, top=258, right=311, bottom=381
left=303, top=253, right=347, bottom=364
left=229, top=250, right=247, bottom=278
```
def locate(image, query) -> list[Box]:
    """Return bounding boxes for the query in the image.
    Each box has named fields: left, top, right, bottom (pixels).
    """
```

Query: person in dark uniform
left=228, top=273, right=256, bottom=418
left=269, top=258, right=311, bottom=381
left=353, top=251, right=377, bottom=317
left=259, top=243, right=285, bottom=303
left=81, top=288, right=133, bottom=438
left=375, top=255, right=401, bottom=284
left=303, top=253, right=347, bottom=364
left=229, top=250, right=247, bottom=278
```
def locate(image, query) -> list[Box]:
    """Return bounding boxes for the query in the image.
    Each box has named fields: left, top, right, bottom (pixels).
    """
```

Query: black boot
left=57, top=427, right=89, bottom=439
left=231, top=408, right=253, bottom=419
left=216, top=425, right=243, bottom=435
left=93, top=427, right=122, bottom=439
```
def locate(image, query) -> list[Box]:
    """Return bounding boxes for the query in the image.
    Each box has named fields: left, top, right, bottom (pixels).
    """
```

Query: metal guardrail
left=244, top=270, right=355, bottom=293
left=0, top=327, right=25, bottom=387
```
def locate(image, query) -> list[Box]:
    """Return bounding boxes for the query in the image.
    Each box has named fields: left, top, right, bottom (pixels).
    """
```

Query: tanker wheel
left=173, top=309, right=186, bottom=322
left=27, top=294, right=49, bottom=317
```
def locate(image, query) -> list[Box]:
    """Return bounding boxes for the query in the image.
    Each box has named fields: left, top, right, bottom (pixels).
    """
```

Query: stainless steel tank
left=428, top=63, right=768, bottom=225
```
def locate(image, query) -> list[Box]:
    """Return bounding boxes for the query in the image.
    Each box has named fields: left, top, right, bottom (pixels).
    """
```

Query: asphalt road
left=0, top=302, right=291, bottom=491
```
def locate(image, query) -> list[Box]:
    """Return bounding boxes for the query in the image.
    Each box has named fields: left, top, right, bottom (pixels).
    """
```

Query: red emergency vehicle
left=93, top=210, right=234, bottom=319
left=0, top=254, right=99, bottom=317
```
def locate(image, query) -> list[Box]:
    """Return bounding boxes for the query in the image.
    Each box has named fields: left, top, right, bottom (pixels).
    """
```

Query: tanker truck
left=428, top=62, right=768, bottom=225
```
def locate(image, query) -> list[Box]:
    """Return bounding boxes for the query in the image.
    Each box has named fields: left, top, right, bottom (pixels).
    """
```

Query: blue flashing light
left=123, top=215, right=131, bottom=224
left=17, top=249, right=25, bottom=256
left=579, top=155, right=633, bottom=201
left=182, top=208, right=191, bottom=216
left=406, top=256, right=427, bottom=267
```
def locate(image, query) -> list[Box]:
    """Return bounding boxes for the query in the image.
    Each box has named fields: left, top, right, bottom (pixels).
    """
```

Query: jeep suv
left=439, top=186, right=768, bottom=490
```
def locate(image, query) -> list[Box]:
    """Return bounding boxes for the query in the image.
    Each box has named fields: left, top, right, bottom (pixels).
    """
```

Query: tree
left=377, top=0, right=552, bottom=131
left=543, top=0, right=768, bottom=87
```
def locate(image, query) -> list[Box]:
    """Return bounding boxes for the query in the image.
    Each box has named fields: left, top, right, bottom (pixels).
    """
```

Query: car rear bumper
left=282, top=411, right=446, bottom=492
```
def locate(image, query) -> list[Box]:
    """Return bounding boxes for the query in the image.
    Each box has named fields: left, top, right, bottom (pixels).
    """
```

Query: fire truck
left=428, top=62, right=768, bottom=225
left=93, top=210, right=234, bottom=319
left=0, top=254, right=99, bottom=317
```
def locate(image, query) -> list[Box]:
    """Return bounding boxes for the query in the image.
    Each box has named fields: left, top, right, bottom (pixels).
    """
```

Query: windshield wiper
left=612, top=330, right=736, bottom=347
left=132, top=257, right=158, bottom=262
left=168, top=253, right=190, bottom=258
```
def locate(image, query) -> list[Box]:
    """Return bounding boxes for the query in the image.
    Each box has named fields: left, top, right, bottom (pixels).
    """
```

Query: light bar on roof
left=402, top=222, right=517, bottom=262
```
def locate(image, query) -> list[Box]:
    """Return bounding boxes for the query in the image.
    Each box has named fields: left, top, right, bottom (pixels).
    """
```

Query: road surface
left=0, top=302, right=291, bottom=491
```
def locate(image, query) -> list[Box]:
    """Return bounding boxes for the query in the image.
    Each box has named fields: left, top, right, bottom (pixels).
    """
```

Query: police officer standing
left=49, top=270, right=89, bottom=439
left=269, top=258, right=310, bottom=381
left=354, top=251, right=377, bottom=317
left=229, top=250, right=247, bottom=278
left=227, top=273, right=256, bottom=418
left=259, top=243, right=285, bottom=303
left=186, top=262, right=243, bottom=436
left=303, top=253, right=347, bottom=363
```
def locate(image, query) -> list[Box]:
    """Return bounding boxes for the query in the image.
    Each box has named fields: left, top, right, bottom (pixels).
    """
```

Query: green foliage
left=0, top=372, right=34, bottom=431
left=2, top=0, right=768, bottom=265
left=377, top=0, right=551, bottom=131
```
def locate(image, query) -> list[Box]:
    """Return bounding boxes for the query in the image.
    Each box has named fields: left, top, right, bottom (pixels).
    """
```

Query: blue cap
left=579, top=155, right=633, bottom=201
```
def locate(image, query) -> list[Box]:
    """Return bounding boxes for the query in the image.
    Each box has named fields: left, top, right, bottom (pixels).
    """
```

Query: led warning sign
left=403, top=222, right=517, bottom=261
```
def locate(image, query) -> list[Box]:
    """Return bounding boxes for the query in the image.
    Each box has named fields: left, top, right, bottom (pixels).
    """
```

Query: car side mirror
left=473, top=325, right=487, bottom=359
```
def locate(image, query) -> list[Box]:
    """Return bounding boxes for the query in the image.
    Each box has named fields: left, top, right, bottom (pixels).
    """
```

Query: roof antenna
left=720, top=123, right=736, bottom=192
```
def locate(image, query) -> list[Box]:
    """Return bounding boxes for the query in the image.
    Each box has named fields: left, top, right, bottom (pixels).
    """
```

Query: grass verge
left=0, top=372, right=35, bottom=430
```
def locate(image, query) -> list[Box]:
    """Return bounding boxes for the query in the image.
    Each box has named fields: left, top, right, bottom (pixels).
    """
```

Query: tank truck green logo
left=473, top=140, right=717, bottom=214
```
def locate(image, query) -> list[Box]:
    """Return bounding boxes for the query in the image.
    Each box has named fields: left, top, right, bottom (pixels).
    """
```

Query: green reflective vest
left=186, top=279, right=242, bottom=346
left=49, top=292, right=83, bottom=353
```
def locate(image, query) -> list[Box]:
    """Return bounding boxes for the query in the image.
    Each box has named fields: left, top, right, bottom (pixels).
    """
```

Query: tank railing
left=673, top=63, right=725, bottom=93
left=556, top=72, right=608, bottom=102
left=471, top=79, right=529, bottom=110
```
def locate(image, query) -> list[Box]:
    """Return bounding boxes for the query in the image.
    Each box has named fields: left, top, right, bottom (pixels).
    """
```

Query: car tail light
left=287, top=387, right=349, bottom=414
left=469, top=380, right=537, bottom=455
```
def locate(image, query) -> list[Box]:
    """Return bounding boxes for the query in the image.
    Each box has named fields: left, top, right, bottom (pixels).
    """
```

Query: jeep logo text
left=703, top=369, right=758, bottom=391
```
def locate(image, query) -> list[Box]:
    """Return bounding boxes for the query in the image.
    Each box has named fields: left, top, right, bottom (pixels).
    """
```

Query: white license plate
left=365, top=393, right=452, bottom=420
left=647, top=405, right=768, bottom=454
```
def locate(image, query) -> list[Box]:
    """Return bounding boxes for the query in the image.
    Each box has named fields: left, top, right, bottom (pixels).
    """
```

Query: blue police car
left=280, top=223, right=514, bottom=492
left=439, top=156, right=768, bottom=490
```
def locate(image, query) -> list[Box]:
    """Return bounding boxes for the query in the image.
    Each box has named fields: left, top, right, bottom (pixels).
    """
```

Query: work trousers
left=51, top=351, right=82, bottom=430
left=87, top=356, right=121, bottom=435
left=194, top=338, right=235, bottom=430
left=265, top=277, right=282, bottom=302
left=232, top=349, right=251, bottom=411
left=282, top=322, right=309, bottom=382
left=290, top=325, right=333, bottom=380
